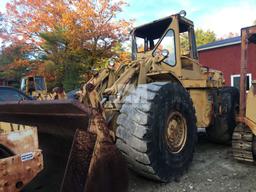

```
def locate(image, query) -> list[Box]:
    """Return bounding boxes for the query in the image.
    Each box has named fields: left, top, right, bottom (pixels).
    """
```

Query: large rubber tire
left=206, top=87, right=239, bottom=144
left=116, top=82, right=197, bottom=182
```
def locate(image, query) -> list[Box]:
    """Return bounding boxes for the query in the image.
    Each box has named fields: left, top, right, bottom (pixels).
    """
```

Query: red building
left=198, top=36, right=256, bottom=90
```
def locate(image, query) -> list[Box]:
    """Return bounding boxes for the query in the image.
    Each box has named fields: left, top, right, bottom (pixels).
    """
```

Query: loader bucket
left=0, top=100, right=90, bottom=137
left=0, top=100, right=128, bottom=192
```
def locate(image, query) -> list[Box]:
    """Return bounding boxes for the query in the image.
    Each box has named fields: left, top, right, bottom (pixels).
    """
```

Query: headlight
left=108, top=58, right=115, bottom=68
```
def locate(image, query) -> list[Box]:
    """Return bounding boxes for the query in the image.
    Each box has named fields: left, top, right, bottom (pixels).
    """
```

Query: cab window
left=153, top=30, right=176, bottom=66
left=136, top=37, right=146, bottom=53
left=20, top=78, right=26, bottom=92
left=179, top=22, right=198, bottom=60
left=34, top=76, right=46, bottom=91
left=131, top=17, right=173, bottom=59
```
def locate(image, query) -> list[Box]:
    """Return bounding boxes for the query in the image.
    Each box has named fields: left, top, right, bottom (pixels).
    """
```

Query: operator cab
left=131, top=16, right=172, bottom=56
left=131, top=12, right=198, bottom=66
left=20, top=76, right=47, bottom=96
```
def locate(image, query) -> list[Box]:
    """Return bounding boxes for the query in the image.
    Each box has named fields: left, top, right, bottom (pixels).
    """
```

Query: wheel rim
left=165, top=112, right=187, bottom=154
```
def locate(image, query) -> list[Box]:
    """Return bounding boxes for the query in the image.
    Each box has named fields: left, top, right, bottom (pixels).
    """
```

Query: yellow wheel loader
left=20, top=75, right=66, bottom=100
left=0, top=11, right=239, bottom=191
left=232, top=26, right=256, bottom=162
left=20, top=75, right=48, bottom=99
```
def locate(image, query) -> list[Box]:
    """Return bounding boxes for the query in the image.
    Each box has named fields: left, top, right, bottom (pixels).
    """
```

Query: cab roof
left=132, top=14, right=194, bottom=39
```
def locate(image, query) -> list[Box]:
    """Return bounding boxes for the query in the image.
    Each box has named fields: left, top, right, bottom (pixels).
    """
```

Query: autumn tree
left=39, top=28, right=92, bottom=90
left=0, top=43, right=42, bottom=89
left=195, top=29, right=216, bottom=46
left=1, top=0, right=132, bottom=90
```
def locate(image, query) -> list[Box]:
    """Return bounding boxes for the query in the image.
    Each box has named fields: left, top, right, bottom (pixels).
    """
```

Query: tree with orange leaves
left=0, top=0, right=132, bottom=90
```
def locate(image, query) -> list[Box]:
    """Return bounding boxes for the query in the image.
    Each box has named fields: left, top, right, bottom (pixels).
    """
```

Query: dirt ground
left=128, top=131, right=256, bottom=192
left=24, top=131, right=256, bottom=192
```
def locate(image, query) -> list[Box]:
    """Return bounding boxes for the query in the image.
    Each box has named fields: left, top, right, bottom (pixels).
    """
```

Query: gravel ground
left=128, top=132, right=256, bottom=192
left=24, top=131, right=256, bottom=192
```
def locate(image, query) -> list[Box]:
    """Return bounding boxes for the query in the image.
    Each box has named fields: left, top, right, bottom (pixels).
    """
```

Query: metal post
left=239, top=28, right=249, bottom=117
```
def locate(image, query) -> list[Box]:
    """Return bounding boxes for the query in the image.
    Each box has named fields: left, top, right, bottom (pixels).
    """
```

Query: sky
left=120, top=0, right=256, bottom=38
left=0, top=0, right=8, bottom=12
left=0, top=0, right=256, bottom=38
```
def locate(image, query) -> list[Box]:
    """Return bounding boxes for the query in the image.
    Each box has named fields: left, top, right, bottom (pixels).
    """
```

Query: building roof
left=197, top=36, right=241, bottom=51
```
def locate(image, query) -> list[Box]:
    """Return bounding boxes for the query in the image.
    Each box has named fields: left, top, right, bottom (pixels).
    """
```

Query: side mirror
left=153, top=49, right=169, bottom=63
left=108, top=56, right=118, bottom=69
left=161, top=49, right=169, bottom=58
left=108, top=58, right=115, bottom=67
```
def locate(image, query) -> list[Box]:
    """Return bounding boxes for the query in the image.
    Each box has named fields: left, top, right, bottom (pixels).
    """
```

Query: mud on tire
left=116, top=82, right=197, bottom=182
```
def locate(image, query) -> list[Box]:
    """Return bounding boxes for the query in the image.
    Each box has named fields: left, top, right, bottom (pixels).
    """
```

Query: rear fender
left=146, top=71, right=184, bottom=86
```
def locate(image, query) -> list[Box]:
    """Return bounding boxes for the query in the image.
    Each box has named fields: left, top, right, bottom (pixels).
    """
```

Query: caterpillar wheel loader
left=20, top=75, right=67, bottom=100
left=0, top=11, right=238, bottom=191
left=232, top=25, right=256, bottom=162
left=20, top=75, right=48, bottom=99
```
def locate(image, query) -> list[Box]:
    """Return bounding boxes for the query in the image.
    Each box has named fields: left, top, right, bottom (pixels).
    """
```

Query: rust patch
left=0, top=126, right=39, bottom=154
left=84, top=139, right=128, bottom=192
left=0, top=151, right=43, bottom=192
left=84, top=113, right=129, bottom=192
left=0, top=100, right=91, bottom=137
left=0, top=127, right=43, bottom=191
left=61, top=129, right=96, bottom=192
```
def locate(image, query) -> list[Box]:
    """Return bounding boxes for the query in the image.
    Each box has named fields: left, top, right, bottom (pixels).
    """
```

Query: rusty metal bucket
left=0, top=100, right=128, bottom=192
left=0, top=125, right=43, bottom=192
left=0, top=100, right=90, bottom=136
